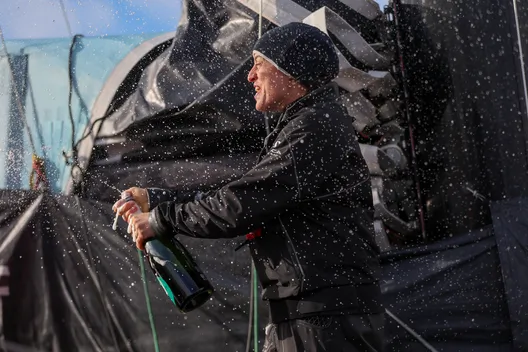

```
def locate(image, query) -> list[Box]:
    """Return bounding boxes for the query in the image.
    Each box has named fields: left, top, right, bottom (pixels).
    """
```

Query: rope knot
left=29, top=154, right=48, bottom=190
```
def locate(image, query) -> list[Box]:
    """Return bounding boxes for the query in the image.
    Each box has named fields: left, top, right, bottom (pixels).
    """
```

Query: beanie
left=253, top=22, right=339, bottom=89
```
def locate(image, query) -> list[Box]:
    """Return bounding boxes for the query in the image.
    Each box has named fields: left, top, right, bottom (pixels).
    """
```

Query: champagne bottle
left=144, top=235, right=214, bottom=312
left=121, top=193, right=214, bottom=313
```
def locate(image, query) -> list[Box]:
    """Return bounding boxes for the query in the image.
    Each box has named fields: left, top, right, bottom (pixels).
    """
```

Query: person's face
left=247, top=54, right=297, bottom=112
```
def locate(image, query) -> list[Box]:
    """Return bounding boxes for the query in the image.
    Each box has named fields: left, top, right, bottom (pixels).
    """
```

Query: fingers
left=112, top=188, right=137, bottom=211
left=112, top=198, right=126, bottom=212
left=129, top=215, right=148, bottom=250
left=115, top=202, right=137, bottom=221
left=124, top=204, right=141, bottom=222
left=126, top=187, right=149, bottom=212
left=136, top=234, right=146, bottom=251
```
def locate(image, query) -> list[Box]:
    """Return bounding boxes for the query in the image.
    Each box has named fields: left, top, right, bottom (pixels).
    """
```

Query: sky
left=0, top=0, right=182, bottom=39
left=0, top=0, right=389, bottom=40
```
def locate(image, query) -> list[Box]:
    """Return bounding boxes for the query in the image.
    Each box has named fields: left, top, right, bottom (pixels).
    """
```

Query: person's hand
left=112, top=187, right=149, bottom=221
left=128, top=212, right=155, bottom=250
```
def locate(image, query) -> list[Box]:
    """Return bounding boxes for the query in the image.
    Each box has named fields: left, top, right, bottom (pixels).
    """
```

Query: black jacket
left=149, top=83, right=383, bottom=322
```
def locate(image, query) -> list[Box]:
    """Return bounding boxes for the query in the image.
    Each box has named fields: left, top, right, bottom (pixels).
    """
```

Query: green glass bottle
left=121, top=193, right=214, bottom=312
left=144, top=236, right=214, bottom=313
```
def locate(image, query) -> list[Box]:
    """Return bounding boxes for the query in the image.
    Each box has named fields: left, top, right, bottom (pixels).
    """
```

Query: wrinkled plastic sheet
left=491, top=198, right=528, bottom=351
left=86, top=153, right=260, bottom=205
left=0, top=190, right=263, bottom=352
left=101, top=0, right=383, bottom=136
left=381, top=227, right=512, bottom=351
left=0, top=190, right=517, bottom=351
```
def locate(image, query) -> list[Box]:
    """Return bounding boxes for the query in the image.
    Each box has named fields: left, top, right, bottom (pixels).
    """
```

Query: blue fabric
left=0, top=33, right=162, bottom=192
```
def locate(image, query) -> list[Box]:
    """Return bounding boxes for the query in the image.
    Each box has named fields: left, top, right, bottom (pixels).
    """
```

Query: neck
left=278, top=84, right=307, bottom=111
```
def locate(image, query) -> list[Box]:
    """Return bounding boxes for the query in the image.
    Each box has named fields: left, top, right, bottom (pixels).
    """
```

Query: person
left=113, top=22, right=385, bottom=352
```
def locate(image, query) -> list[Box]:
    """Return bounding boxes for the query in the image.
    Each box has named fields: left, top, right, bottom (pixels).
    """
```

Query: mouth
left=254, top=85, right=261, bottom=100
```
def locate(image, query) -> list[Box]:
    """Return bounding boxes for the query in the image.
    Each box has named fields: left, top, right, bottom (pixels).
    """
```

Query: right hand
left=112, top=187, right=149, bottom=222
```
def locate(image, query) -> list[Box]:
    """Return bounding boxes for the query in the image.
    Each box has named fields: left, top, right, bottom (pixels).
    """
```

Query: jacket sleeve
left=146, top=188, right=202, bottom=210
left=149, top=111, right=355, bottom=239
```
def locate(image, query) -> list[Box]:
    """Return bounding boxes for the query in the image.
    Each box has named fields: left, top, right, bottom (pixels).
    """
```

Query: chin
left=255, top=103, right=268, bottom=112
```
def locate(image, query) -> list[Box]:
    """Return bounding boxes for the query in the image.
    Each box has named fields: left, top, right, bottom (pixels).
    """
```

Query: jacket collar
left=282, top=82, right=339, bottom=120
left=261, top=82, right=340, bottom=155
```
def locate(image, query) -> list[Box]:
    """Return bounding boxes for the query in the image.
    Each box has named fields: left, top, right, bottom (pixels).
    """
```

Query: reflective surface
left=145, top=236, right=214, bottom=312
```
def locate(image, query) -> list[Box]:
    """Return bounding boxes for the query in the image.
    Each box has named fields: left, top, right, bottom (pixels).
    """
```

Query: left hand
left=128, top=212, right=155, bottom=250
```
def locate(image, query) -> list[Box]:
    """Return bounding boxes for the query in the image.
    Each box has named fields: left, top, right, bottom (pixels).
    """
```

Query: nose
left=248, top=65, right=257, bottom=83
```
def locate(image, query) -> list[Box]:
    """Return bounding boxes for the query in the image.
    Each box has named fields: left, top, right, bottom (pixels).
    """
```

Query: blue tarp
left=0, top=34, right=163, bottom=192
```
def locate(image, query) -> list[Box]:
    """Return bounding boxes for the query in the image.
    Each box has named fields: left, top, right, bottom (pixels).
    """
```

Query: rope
left=245, top=267, right=254, bottom=352
left=385, top=309, right=439, bottom=352
left=57, top=0, right=94, bottom=195
left=62, top=34, right=83, bottom=167
left=29, top=154, right=48, bottom=190
left=258, top=0, right=263, bottom=38
left=252, top=266, right=258, bottom=351
left=69, top=114, right=109, bottom=196
left=138, top=249, right=161, bottom=352
left=58, top=0, right=73, bottom=37
left=389, top=1, right=427, bottom=239
left=245, top=265, right=259, bottom=352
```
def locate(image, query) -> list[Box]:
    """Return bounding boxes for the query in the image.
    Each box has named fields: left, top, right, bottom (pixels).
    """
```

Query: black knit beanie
left=253, top=22, right=339, bottom=89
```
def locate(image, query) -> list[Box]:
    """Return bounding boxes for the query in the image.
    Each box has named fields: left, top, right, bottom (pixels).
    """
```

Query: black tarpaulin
left=98, top=1, right=266, bottom=137
left=389, top=0, right=528, bottom=347
left=1, top=190, right=262, bottom=352
left=381, top=228, right=511, bottom=351
left=395, top=0, right=528, bottom=238
left=491, top=198, right=528, bottom=351
left=0, top=190, right=519, bottom=351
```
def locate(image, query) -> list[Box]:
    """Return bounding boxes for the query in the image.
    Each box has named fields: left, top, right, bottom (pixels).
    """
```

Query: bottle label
left=155, top=274, right=176, bottom=305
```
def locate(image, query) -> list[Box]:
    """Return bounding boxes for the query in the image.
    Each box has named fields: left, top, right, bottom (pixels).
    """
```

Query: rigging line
left=58, top=0, right=73, bottom=37
left=0, top=24, right=37, bottom=155
left=258, top=0, right=263, bottom=38
left=66, top=34, right=83, bottom=165
left=512, top=0, right=528, bottom=156
left=26, top=71, right=46, bottom=152
left=69, top=114, right=109, bottom=196
left=385, top=309, right=439, bottom=352
left=244, top=267, right=255, bottom=352
left=252, top=266, right=258, bottom=352
left=389, top=2, right=427, bottom=240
